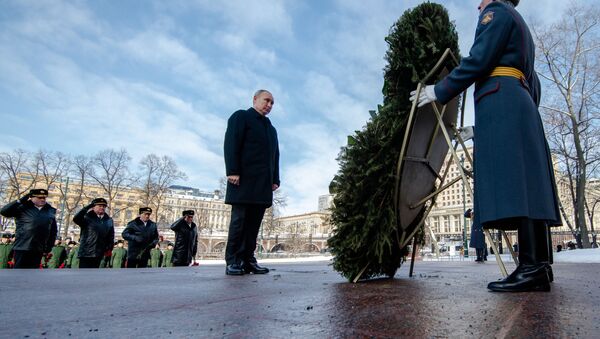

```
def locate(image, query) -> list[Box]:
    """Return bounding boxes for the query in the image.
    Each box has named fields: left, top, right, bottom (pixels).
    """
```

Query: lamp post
left=58, top=177, right=69, bottom=236
left=461, top=155, right=468, bottom=258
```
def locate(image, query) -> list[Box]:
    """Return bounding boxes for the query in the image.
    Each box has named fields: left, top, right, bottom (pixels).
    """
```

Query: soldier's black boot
left=487, top=218, right=550, bottom=292
left=475, top=248, right=483, bottom=262
left=534, top=222, right=553, bottom=282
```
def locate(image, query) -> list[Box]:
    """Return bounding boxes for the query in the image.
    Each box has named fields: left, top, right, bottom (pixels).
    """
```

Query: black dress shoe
left=488, top=264, right=550, bottom=292
left=226, top=263, right=245, bottom=276
left=244, top=261, right=269, bottom=274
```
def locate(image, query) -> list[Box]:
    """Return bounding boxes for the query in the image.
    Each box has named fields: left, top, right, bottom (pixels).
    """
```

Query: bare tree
left=533, top=3, right=600, bottom=248
left=585, top=187, right=600, bottom=247
left=218, top=176, right=227, bottom=199
left=0, top=150, right=37, bottom=230
left=88, top=149, right=137, bottom=217
left=139, top=154, right=187, bottom=227
left=57, top=155, right=94, bottom=238
left=0, top=149, right=38, bottom=200
left=262, top=189, right=288, bottom=237
left=34, top=150, right=70, bottom=189
left=31, top=150, right=72, bottom=235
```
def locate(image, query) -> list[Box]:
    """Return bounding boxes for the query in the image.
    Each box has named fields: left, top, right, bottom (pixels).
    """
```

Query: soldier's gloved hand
left=409, top=85, right=437, bottom=108
left=19, top=193, right=31, bottom=204
left=458, top=126, right=475, bottom=141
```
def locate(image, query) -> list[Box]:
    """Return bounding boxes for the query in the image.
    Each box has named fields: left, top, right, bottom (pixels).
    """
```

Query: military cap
left=464, top=208, right=473, bottom=218
left=139, top=207, right=152, bottom=214
left=30, top=188, right=48, bottom=197
left=91, top=197, right=108, bottom=206
left=1, top=233, right=11, bottom=239
left=167, top=242, right=174, bottom=247
left=501, top=0, right=519, bottom=6
left=56, top=236, right=62, bottom=241
left=182, top=210, right=195, bottom=216
left=116, top=239, right=124, bottom=244
left=68, top=241, right=77, bottom=245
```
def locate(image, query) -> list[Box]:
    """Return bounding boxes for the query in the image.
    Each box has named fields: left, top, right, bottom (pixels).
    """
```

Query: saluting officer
left=170, top=210, right=198, bottom=267
left=0, top=189, right=57, bottom=269
left=411, top=0, right=561, bottom=291
left=73, top=198, right=115, bottom=268
left=122, top=207, right=159, bottom=268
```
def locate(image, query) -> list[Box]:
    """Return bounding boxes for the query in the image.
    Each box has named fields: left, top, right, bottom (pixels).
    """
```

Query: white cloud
left=280, top=123, right=343, bottom=215
left=0, top=0, right=586, bottom=216
left=303, top=72, right=370, bottom=133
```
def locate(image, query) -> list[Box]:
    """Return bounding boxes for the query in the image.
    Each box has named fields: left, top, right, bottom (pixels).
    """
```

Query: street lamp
left=461, top=155, right=468, bottom=258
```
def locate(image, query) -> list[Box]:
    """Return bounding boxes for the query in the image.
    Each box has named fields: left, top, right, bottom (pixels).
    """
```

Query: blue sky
left=0, top=0, right=578, bottom=215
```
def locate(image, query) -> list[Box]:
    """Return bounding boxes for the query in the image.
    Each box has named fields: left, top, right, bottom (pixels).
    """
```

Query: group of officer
left=0, top=189, right=198, bottom=269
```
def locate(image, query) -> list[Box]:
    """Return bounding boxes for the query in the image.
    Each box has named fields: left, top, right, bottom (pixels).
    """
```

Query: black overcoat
left=122, top=218, right=159, bottom=260
left=224, top=107, right=280, bottom=206
left=170, top=217, right=198, bottom=265
left=73, top=206, right=115, bottom=258
left=0, top=200, right=57, bottom=253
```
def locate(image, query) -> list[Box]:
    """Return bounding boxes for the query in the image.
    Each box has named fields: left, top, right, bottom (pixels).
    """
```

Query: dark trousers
left=79, top=257, right=102, bottom=268
left=518, top=218, right=551, bottom=265
left=225, top=204, right=266, bottom=265
left=173, top=262, right=188, bottom=267
left=475, top=248, right=484, bottom=261
left=126, top=257, right=148, bottom=268
left=13, top=250, right=42, bottom=269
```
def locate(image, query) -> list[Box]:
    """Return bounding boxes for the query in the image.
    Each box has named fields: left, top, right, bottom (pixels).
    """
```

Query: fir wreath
left=328, top=2, right=460, bottom=282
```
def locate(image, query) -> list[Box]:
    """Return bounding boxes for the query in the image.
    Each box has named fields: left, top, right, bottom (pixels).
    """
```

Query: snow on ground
left=197, top=248, right=600, bottom=266
left=553, top=248, right=600, bottom=263
left=198, top=255, right=333, bottom=266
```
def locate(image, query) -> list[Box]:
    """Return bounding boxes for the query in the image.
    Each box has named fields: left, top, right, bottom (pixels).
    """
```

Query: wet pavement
left=1, top=260, right=599, bottom=338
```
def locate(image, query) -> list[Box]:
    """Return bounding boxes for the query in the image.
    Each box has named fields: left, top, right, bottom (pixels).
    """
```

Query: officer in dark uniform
left=73, top=198, right=115, bottom=268
left=466, top=209, right=485, bottom=262
left=0, top=189, right=57, bottom=269
left=411, top=0, right=561, bottom=291
left=224, top=89, right=280, bottom=275
left=122, top=207, right=159, bottom=268
left=170, top=210, right=198, bottom=267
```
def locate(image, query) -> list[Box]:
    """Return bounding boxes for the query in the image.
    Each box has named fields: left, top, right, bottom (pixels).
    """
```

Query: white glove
left=458, top=126, right=475, bottom=141
left=409, top=85, right=437, bottom=108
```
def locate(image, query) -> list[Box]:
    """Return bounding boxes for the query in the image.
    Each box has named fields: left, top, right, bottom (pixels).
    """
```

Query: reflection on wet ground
left=1, top=261, right=598, bottom=338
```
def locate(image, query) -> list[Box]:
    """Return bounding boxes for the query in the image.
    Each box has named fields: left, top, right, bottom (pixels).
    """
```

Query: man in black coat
left=224, top=89, right=280, bottom=275
left=0, top=189, right=57, bottom=268
left=170, top=210, right=198, bottom=267
left=122, top=207, right=159, bottom=268
left=73, top=198, right=115, bottom=268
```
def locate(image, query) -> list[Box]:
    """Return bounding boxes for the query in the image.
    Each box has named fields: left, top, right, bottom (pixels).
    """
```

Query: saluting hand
left=227, top=175, right=240, bottom=186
